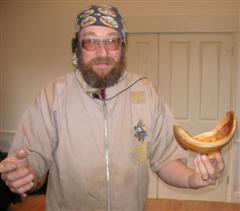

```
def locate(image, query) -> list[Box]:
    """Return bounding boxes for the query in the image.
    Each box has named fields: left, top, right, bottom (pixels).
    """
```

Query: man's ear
left=71, top=37, right=78, bottom=53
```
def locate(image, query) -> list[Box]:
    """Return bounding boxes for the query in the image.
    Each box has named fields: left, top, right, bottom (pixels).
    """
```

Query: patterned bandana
left=75, top=4, right=127, bottom=42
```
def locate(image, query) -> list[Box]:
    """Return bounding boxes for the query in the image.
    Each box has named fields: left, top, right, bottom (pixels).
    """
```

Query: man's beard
left=77, top=53, right=126, bottom=88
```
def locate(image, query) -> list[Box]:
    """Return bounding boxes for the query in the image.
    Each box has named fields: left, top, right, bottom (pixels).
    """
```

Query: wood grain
left=9, top=195, right=240, bottom=211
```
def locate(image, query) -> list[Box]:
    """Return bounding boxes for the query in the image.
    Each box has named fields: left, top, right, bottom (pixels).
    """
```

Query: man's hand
left=188, top=152, right=225, bottom=189
left=0, top=150, right=35, bottom=196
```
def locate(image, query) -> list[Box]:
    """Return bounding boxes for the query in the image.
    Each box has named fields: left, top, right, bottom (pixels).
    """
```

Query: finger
left=197, top=154, right=209, bottom=180
left=10, top=181, right=34, bottom=195
left=214, top=152, right=225, bottom=173
left=16, top=149, right=28, bottom=160
left=191, top=157, right=209, bottom=188
left=201, top=156, right=218, bottom=180
left=193, top=157, right=201, bottom=175
left=9, top=174, right=34, bottom=190
left=0, top=160, right=17, bottom=173
left=193, top=157, right=207, bottom=184
left=3, top=167, right=30, bottom=182
left=16, top=150, right=29, bottom=169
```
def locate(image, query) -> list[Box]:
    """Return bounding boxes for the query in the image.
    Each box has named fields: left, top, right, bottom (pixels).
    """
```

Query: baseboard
left=231, top=192, right=240, bottom=203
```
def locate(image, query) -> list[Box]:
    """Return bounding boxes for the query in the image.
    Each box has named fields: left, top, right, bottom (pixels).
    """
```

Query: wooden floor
left=9, top=195, right=240, bottom=211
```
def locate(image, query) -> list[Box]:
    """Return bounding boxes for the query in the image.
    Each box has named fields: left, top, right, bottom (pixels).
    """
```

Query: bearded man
left=0, top=4, right=224, bottom=211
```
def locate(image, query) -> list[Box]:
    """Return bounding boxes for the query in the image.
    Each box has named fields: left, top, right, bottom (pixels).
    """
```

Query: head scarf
left=75, top=4, right=127, bottom=42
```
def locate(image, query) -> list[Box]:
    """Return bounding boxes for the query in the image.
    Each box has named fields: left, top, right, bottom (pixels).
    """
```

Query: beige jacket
left=9, top=70, right=187, bottom=211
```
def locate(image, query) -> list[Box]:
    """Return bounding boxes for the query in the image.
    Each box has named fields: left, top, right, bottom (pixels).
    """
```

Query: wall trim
left=0, top=130, right=15, bottom=152
left=0, top=130, right=16, bottom=134
left=126, top=15, right=238, bottom=33
left=231, top=192, right=240, bottom=203
left=0, top=5, right=6, bottom=130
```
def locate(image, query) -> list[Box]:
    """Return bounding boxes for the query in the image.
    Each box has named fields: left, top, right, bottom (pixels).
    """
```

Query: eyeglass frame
left=79, top=37, right=123, bottom=51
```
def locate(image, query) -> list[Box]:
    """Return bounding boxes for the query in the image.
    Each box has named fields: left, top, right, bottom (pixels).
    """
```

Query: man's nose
left=96, top=42, right=108, bottom=57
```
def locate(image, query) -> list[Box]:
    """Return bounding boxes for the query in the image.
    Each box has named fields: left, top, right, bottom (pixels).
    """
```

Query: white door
left=126, top=33, right=233, bottom=201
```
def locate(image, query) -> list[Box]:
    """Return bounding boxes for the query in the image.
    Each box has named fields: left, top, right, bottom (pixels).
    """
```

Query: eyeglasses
left=80, top=38, right=122, bottom=51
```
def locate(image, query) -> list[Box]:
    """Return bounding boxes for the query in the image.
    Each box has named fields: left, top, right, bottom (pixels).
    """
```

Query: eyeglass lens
left=81, top=38, right=121, bottom=51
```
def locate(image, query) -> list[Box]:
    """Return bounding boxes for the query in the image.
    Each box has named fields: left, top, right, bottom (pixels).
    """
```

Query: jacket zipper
left=103, top=101, right=111, bottom=211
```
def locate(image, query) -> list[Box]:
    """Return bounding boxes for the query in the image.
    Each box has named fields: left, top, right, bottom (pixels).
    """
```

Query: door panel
left=126, top=34, right=159, bottom=86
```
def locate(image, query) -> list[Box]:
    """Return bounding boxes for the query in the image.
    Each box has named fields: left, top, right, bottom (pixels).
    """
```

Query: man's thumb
left=16, top=149, right=28, bottom=169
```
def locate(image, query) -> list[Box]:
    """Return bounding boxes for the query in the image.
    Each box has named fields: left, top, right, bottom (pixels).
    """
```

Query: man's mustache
left=89, top=57, right=116, bottom=65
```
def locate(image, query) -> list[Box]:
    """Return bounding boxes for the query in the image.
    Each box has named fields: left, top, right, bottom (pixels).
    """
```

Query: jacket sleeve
left=8, top=83, right=58, bottom=178
left=148, top=91, right=187, bottom=173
